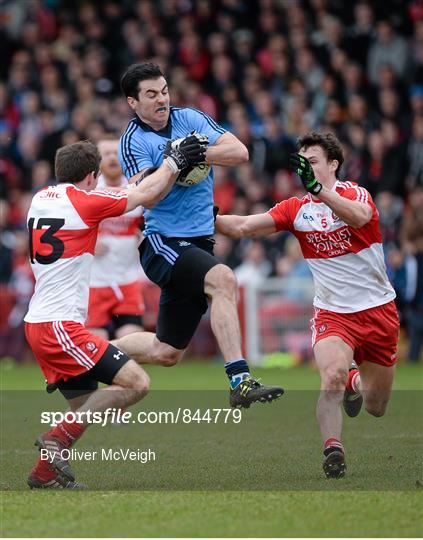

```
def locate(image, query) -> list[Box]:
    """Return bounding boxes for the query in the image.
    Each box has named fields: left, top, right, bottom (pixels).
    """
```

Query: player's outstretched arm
left=125, top=161, right=177, bottom=211
left=205, top=132, right=249, bottom=166
left=216, top=212, right=276, bottom=239
left=125, top=137, right=207, bottom=211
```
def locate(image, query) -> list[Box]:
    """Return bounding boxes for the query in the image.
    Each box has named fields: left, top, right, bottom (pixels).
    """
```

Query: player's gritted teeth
left=155, top=107, right=167, bottom=114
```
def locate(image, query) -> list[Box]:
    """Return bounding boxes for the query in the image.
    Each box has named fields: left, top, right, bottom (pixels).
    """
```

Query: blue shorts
left=139, top=234, right=219, bottom=349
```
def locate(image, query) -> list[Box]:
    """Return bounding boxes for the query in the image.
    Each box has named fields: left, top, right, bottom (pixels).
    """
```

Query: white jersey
left=89, top=175, right=143, bottom=287
left=24, top=183, right=128, bottom=324
left=268, top=181, right=396, bottom=313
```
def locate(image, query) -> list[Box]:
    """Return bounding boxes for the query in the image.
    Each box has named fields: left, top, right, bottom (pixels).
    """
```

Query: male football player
left=215, top=131, right=399, bottom=478
left=117, top=62, right=283, bottom=408
left=24, top=136, right=207, bottom=488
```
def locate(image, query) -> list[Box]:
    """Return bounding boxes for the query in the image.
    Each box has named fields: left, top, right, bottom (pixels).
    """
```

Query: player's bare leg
left=204, top=264, right=284, bottom=407
left=314, top=336, right=352, bottom=477
left=204, top=264, right=243, bottom=361
left=343, top=361, right=395, bottom=418
left=112, top=332, right=185, bottom=367
left=76, top=361, right=150, bottom=414
left=101, top=325, right=144, bottom=424
left=358, top=361, right=395, bottom=417
left=30, top=360, right=149, bottom=488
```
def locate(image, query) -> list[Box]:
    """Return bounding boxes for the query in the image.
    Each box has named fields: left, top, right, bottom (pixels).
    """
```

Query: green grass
left=1, top=360, right=422, bottom=537
left=2, top=491, right=422, bottom=538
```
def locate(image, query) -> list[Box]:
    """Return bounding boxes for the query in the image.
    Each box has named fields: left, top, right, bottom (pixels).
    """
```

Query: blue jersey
left=118, top=107, right=226, bottom=238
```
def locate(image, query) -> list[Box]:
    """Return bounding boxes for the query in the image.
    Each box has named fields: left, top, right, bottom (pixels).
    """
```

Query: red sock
left=346, top=369, right=360, bottom=393
left=30, top=457, right=56, bottom=482
left=324, top=437, right=344, bottom=452
left=49, top=419, right=86, bottom=447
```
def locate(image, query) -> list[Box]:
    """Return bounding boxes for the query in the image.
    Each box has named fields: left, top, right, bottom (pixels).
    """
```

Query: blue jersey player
left=117, top=63, right=283, bottom=408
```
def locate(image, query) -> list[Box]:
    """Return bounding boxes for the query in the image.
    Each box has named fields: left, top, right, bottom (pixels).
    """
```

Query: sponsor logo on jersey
left=302, top=212, right=315, bottom=221
left=39, top=191, right=61, bottom=199
left=305, top=226, right=353, bottom=256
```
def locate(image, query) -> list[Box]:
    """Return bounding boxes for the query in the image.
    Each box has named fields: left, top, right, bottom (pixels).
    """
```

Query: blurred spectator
left=406, top=261, right=423, bottom=362
left=406, top=114, right=423, bottom=190
left=386, top=247, right=417, bottom=323
left=401, top=186, right=423, bottom=362
left=375, top=191, right=404, bottom=248
left=275, top=235, right=309, bottom=277
left=0, top=200, right=13, bottom=284
left=213, top=166, right=237, bottom=214
left=234, top=239, right=272, bottom=287
left=346, top=2, right=375, bottom=65
left=368, top=20, right=410, bottom=85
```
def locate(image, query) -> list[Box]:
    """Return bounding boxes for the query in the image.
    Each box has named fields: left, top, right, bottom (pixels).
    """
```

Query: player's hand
left=187, top=130, right=209, bottom=147
left=289, top=153, right=322, bottom=195
left=164, top=134, right=208, bottom=173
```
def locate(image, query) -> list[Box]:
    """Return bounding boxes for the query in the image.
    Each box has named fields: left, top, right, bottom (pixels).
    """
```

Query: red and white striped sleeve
left=67, top=186, right=128, bottom=226
left=339, top=182, right=372, bottom=206
left=267, top=197, right=302, bottom=232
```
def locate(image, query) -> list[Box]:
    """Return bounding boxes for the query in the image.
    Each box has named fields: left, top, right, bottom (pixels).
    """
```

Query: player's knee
left=365, top=406, right=386, bottom=417
left=152, top=343, right=183, bottom=367
left=159, top=349, right=182, bottom=367
left=365, top=399, right=387, bottom=417
left=322, top=366, right=349, bottom=390
left=127, top=372, right=150, bottom=401
left=222, top=268, right=238, bottom=296
left=117, top=361, right=150, bottom=400
left=206, top=264, right=237, bottom=298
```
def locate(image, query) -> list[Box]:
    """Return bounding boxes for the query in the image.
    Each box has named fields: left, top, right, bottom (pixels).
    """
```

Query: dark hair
left=121, top=63, right=164, bottom=99
left=55, top=140, right=101, bottom=184
left=297, top=131, right=344, bottom=178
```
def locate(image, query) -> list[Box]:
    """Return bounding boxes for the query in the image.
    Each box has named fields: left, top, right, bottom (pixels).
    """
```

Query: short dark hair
left=297, top=131, right=344, bottom=178
left=121, top=63, right=165, bottom=99
left=55, top=141, right=101, bottom=184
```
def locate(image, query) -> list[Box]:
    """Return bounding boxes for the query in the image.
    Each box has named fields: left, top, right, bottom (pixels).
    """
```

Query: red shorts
left=86, top=281, right=145, bottom=328
left=311, top=300, right=400, bottom=367
left=25, top=321, right=109, bottom=384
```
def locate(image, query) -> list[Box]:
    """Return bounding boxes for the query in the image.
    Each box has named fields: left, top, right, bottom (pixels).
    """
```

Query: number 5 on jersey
left=28, top=218, right=65, bottom=265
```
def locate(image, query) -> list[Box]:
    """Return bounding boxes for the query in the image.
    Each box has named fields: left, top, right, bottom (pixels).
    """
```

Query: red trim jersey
left=268, top=181, right=396, bottom=313
left=24, top=183, right=128, bottom=324
left=89, top=175, right=143, bottom=287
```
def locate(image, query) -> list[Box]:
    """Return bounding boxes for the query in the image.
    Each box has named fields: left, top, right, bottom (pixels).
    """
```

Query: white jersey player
left=215, top=131, right=399, bottom=479
left=87, top=139, right=144, bottom=339
left=24, top=137, right=207, bottom=489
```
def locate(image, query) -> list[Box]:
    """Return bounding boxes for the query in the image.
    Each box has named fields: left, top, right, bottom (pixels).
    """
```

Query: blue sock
left=225, top=359, right=250, bottom=389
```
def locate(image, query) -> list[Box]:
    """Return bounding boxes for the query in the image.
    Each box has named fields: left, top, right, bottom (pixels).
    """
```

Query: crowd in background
left=1, top=0, right=422, bottom=362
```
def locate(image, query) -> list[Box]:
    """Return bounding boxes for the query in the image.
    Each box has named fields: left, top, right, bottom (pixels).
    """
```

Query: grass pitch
left=1, top=360, right=422, bottom=537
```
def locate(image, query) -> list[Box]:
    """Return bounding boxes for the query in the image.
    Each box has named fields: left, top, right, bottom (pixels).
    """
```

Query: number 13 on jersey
left=28, top=218, right=65, bottom=265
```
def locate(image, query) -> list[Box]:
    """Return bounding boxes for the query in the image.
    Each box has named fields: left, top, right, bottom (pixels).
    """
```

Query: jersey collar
left=133, top=108, right=173, bottom=138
